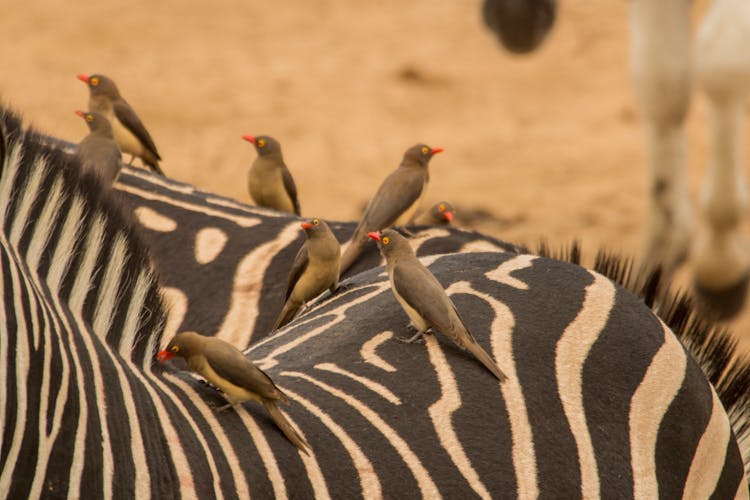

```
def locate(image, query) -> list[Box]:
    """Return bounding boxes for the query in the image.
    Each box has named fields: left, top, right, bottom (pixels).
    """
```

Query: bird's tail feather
left=141, top=150, right=165, bottom=175
left=273, top=299, right=303, bottom=331
left=467, top=341, right=508, bottom=382
left=264, top=401, right=310, bottom=454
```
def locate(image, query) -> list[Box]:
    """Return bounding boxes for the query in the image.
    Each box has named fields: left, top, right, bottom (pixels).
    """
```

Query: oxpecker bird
left=157, top=331, right=310, bottom=453
left=242, top=134, right=301, bottom=215
left=412, top=201, right=455, bottom=226
left=340, top=143, right=443, bottom=275
left=77, top=73, right=164, bottom=175
left=368, top=229, right=507, bottom=382
left=273, top=218, right=341, bottom=330
left=74, top=110, right=122, bottom=188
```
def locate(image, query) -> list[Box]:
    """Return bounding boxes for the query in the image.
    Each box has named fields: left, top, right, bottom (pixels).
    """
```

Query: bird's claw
left=395, top=331, right=425, bottom=344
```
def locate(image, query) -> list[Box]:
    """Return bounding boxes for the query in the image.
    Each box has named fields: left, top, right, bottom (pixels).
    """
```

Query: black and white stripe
left=113, top=165, right=521, bottom=348
left=2, top=107, right=749, bottom=497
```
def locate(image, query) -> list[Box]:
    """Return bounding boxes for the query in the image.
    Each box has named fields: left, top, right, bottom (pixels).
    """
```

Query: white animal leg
left=629, top=0, right=693, bottom=279
left=692, top=0, right=750, bottom=315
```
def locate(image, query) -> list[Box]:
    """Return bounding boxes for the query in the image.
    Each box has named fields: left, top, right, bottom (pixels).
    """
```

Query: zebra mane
left=0, top=104, right=167, bottom=367
left=537, top=241, right=750, bottom=461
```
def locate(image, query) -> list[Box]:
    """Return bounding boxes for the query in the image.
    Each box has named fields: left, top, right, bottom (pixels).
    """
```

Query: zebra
left=2, top=105, right=750, bottom=497
left=112, top=164, right=522, bottom=349
left=482, top=0, right=750, bottom=319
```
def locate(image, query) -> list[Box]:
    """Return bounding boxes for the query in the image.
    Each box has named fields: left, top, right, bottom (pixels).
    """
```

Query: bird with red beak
left=368, top=229, right=507, bottom=382
left=273, top=218, right=340, bottom=330
left=157, top=331, right=310, bottom=453
left=339, top=143, right=443, bottom=276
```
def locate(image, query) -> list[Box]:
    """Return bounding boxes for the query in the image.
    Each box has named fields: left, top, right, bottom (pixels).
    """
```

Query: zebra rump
left=1, top=105, right=749, bottom=498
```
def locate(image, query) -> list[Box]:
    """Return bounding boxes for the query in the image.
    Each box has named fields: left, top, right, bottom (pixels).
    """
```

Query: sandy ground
left=4, top=1, right=750, bottom=352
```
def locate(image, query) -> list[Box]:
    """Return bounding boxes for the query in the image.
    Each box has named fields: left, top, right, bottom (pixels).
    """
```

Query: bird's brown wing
left=203, top=340, right=283, bottom=400
left=281, top=167, right=301, bottom=215
left=285, top=242, right=309, bottom=301
left=113, top=99, right=161, bottom=159
left=392, top=260, right=476, bottom=347
left=361, top=168, right=425, bottom=230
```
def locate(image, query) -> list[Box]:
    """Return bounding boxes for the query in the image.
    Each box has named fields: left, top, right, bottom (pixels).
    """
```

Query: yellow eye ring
left=382, top=236, right=390, bottom=245
left=438, top=203, right=445, bottom=211
left=313, top=219, right=319, bottom=225
left=421, top=146, right=429, bottom=155
left=86, top=114, right=93, bottom=122
left=171, top=345, right=179, bottom=353
left=257, top=138, right=266, bottom=148
left=90, top=77, right=99, bottom=86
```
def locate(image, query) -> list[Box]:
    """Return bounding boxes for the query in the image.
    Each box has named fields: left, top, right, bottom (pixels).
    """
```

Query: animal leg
left=397, top=325, right=429, bottom=343
left=692, top=0, right=750, bottom=317
left=629, top=0, right=693, bottom=280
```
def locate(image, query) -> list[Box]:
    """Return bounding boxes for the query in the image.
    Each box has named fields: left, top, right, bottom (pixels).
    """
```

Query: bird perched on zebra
left=73, top=110, right=122, bottom=188
left=412, top=201, right=455, bottom=226
left=273, top=218, right=341, bottom=330
left=157, top=331, right=310, bottom=453
left=77, top=73, right=164, bottom=175
left=242, top=134, right=301, bottom=215
left=3, top=105, right=749, bottom=497
left=340, top=143, right=443, bottom=276
left=368, top=228, right=507, bottom=381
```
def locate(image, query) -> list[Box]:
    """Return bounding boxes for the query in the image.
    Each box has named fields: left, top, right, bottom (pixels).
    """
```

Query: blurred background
left=4, top=0, right=749, bottom=346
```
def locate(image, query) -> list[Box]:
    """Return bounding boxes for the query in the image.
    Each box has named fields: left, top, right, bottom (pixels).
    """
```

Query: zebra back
left=2, top=107, right=749, bottom=497
left=0, top=107, right=167, bottom=368
left=114, top=166, right=521, bottom=347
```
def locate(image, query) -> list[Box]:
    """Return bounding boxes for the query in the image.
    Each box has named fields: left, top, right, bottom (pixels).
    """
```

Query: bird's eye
left=421, top=146, right=430, bottom=155
left=86, top=114, right=93, bottom=122
left=382, top=236, right=390, bottom=245
left=313, top=219, right=319, bottom=225
left=90, top=77, right=99, bottom=86
left=257, top=138, right=266, bottom=148
left=171, top=345, right=179, bottom=353
left=438, top=203, right=445, bottom=211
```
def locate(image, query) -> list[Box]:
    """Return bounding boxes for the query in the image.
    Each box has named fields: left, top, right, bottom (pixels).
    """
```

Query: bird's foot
left=395, top=329, right=426, bottom=344
left=213, top=402, right=235, bottom=413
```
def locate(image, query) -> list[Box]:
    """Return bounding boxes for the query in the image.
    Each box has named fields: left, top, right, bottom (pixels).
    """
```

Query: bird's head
left=403, top=143, right=444, bottom=167
left=157, top=331, right=205, bottom=362
left=242, top=134, right=281, bottom=157
left=76, top=73, right=120, bottom=98
left=300, top=217, right=330, bottom=237
left=367, top=228, right=411, bottom=259
left=431, top=201, right=454, bottom=224
left=75, top=110, right=112, bottom=134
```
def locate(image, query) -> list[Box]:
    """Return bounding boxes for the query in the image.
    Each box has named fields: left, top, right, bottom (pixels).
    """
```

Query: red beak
left=241, top=134, right=256, bottom=144
left=156, top=350, right=173, bottom=362
left=431, top=147, right=444, bottom=155
left=443, top=211, right=453, bottom=222
left=301, top=222, right=313, bottom=229
left=75, top=110, right=85, bottom=118
left=76, top=74, right=89, bottom=83
left=367, top=231, right=381, bottom=242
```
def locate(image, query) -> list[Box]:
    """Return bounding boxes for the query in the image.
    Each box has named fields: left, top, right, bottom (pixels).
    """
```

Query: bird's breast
left=394, top=186, right=427, bottom=227
left=388, top=268, right=430, bottom=331
left=110, top=118, right=144, bottom=157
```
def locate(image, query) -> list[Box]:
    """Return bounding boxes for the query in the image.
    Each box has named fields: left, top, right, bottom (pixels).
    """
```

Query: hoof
left=693, top=272, right=750, bottom=321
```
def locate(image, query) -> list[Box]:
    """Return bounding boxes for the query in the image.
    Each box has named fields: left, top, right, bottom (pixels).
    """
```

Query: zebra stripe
left=3, top=109, right=750, bottom=497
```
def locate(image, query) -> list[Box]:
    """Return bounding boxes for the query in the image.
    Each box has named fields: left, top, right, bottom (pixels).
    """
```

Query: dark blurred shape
left=482, top=0, right=557, bottom=54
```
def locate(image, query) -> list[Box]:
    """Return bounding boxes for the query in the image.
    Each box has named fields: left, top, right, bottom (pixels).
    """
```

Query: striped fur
left=113, top=166, right=521, bottom=348
left=2, top=107, right=749, bottom=497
